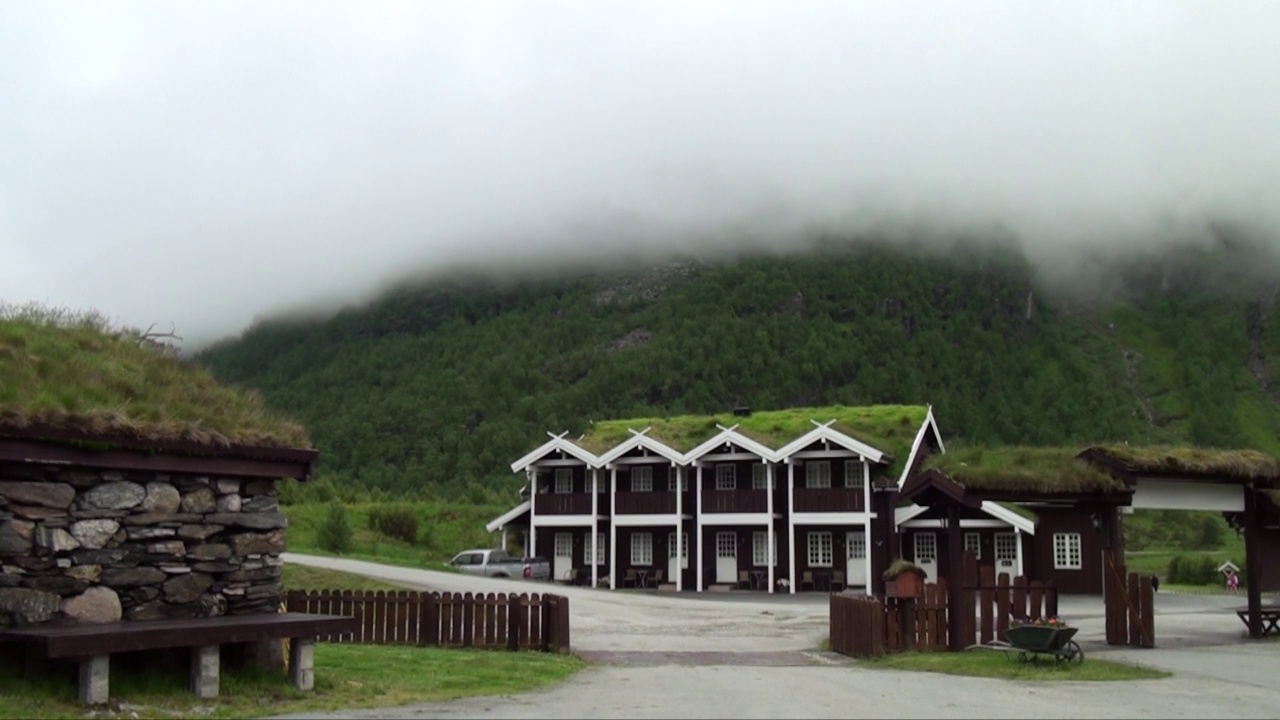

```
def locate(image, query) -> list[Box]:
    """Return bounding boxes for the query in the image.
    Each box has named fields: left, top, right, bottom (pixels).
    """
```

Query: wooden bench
left=0, top=612, right=357, bottom=705
left=1234, top=606, right=1280, bottom=636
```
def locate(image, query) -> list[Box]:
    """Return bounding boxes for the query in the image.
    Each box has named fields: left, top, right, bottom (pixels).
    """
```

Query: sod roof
left=0, top=305, right=310, bottom=450
left=577, top=404, right=930, bottom=477
left=1082, top=445, right=1280, bottom=482
left=922, top=446, right=1127, bottom=495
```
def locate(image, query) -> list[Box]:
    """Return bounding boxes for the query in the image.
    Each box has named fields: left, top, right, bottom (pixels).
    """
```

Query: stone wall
left=0, top=464, right=286, bottom=626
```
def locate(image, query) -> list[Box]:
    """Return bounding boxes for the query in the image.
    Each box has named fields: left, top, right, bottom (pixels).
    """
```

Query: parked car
left=448, top=548, right=551, bottom=580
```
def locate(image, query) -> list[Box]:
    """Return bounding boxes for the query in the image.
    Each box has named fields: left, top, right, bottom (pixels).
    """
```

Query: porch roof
left=1077, top=445, right=1280, bottom=487
left=908, top=446, right=1131, bottom=505
left=485, top=500, right=530, bottom=533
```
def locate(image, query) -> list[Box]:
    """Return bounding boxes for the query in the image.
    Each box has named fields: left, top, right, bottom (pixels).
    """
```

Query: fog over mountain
left=3, top=1, right=1278, bottom=347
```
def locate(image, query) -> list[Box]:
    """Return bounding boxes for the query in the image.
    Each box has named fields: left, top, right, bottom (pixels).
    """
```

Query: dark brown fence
left=964, top=560, right=1059, bottom=646
left=285, top=589, right=571, bottom=653
left=1104, top=556, right=1155, bottom=648
left=829, top=593, right=885, bottom=657
left=829, top=581, right=949, bottom=658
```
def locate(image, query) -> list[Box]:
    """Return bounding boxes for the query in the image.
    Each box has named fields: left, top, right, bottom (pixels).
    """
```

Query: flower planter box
left=884, top=570, right=925, bottom=599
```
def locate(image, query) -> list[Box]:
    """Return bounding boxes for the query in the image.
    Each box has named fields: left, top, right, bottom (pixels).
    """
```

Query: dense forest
left=196, top=232, right=1280, bottom=501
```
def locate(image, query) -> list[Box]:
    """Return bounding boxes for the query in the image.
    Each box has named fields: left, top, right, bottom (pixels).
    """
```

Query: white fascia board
left=684, top=429, right=779, bottom=464
left=894, top=504, right=929, bottom=525
left=510, top=438, right=600, bottom=473
left=896, top=407, right=946, bottom=489
left=599, top=435, right=685, bottom=466
left=979, top=501, right=1037, bottom=535
left=699, top=512, right=777, bottom=525
left=611, top=513, right=691, bottom=526
left=485, top=500, right=531, bottom=533
left=790, top=512, right=878, bottom=525
left=776, top=427, right=886, bottom=464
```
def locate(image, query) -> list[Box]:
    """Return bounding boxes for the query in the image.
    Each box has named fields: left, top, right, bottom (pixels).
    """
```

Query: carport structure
left=901, top=444, right=1280, bottom=645
left=1078, top=445, right=1280, bottom=639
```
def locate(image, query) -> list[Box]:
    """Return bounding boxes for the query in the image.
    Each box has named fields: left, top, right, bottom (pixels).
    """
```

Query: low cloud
left=3, top=1, right=1278, bottom=347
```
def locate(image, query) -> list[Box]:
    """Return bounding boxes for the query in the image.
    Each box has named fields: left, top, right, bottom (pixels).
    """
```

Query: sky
left=3, top=1, right=1279, bottom=348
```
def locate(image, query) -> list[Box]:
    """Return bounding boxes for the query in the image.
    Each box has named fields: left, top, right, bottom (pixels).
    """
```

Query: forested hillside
left=196, top=234, right=1280, bottom=500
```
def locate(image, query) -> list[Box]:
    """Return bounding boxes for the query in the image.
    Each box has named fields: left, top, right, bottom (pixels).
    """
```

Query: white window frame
left=805, top=461, right=831, bottom=489
left=715, top=464, right=736, bottom=490
left=584, top=532, right=606, bottom=565
left=807, top=531, right=833, bottom=567
left=752, top=530, right=777, bottom=566
left=668, top=467, right=686, bottom=492
left=668, top=532, right=689, bottom=568
left=847, top=533, right=866, bottom=560
left=554, top=468, right=573, bottom=494
left=914, top=532, right=937, bottom=563
left=631, top=466, right=653, bottom=492
left=1053, top=533, right=1082, bottom=570
left=995, top=532, right=1018, bottom=563
left=964, top=532, right=981, bottom=560
left=631, top=532, right=653, bottom=566
left=843, top=461, right=864, bottom=489
left=752, top=463, right=770, bottom=489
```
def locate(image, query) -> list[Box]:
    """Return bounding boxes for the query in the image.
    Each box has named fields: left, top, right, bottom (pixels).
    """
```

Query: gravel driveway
left=270, top=554, right=1279, bottom=720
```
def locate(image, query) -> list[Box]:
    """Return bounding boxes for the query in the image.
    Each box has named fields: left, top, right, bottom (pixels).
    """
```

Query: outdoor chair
left=652, top=569, right=664, bottom=587
left=832, top=571, right=846, bottom=592
left=624, top=568, right=637, bottom=588
left=801, top=571, right=815, bottom=592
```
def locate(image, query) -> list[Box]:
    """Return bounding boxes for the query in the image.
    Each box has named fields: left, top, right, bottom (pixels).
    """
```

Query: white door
left=554, top=532, right=573, bottom=582
left=716, top=531, right=737, bottom=584
left=668, top=532, right=688, bottom=582
left=846, top=532, right=867, bottom=587
left=995, top=532, right=1018, bottom=582
left=914, top=532, right=937, bottom=581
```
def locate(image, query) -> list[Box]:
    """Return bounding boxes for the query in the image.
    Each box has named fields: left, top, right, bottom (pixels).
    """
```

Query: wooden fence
left=828, top=554, right=1063, bottom=659
left=1104, top=556, right=1155, bottom=648
left=285, top=589, right=571, bottom=653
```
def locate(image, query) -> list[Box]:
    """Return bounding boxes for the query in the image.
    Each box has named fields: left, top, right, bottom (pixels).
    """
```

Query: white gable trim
left=895, top=503, right=929, bottom=526
left=596, top=431, right=685, bottom=466
left=485, top=500, right=531, bottom=533
left=684, top=425, right=779, bottom=463
left=979, top=501, right=1036, bottom=535
left=510, top=432, right=600, bottom=472
left=896, top=405, right=945, bottom=488
left=775, top=424, right=887, bottom=464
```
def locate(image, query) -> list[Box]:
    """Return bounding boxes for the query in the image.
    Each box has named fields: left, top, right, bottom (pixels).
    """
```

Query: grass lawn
left=0, top=644, right=583, bottom=720
left=281, top=563, right=416, bottom=593
left=861, top=650, right=1170, bottom=682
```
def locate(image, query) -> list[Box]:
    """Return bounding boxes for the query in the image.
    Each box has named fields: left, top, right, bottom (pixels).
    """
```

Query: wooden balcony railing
left=533, top=492, right=594, bottom=516
left=701, top=489, right=768, bottom=514
left=615, top=492, right=677, bottom=515
left=793, top=487, right=864, bottom=513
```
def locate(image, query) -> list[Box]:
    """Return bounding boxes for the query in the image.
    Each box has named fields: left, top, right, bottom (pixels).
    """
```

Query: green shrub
left=317, top=502, right=353, bottom=553
left=1166, top=554, right=1221, bottom=585
left=368, top=504, right=419, bottom=545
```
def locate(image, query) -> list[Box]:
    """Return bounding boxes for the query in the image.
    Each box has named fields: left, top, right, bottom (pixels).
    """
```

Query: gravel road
left=268, top=554, right=1279, bottom=720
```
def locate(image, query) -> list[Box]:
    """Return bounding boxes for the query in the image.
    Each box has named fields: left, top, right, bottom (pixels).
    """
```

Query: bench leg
left=79, top=655, right=110, bottom=705
left=190, top=645, right=220, bottom=699
left=288, top=639, right=315, bottom=691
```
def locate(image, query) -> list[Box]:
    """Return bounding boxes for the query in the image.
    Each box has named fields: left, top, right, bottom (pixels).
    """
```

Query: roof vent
left=733, top=404, right=752, bottom=417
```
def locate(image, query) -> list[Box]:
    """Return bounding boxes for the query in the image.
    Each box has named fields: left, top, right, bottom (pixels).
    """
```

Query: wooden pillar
left=609, top=467, right=618, bottom=590
left=675, top=463, right=683, bottom=592
left=766, top=462, right=775, bottom=594
left=787, top=462, right=797, bottom=594
left=590, top=468, right=599, bottom=589
left=1244, top=487, right=1264, bottom=639
left=946, top=503, right=965, bottom=651
left=696, top=463, right=704, bottom=592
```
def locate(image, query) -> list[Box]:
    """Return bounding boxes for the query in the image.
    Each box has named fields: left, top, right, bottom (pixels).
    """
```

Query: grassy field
left=284, top=501, right=507, bottom=569
left=0, top=565, right=581, bottom=719
left=862, top=650, right=1170, bottom=682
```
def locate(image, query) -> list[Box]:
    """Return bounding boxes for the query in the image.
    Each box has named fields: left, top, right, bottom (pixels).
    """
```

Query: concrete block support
left=289, top=639, right=316, bottom=691
left=78, top=655, right=110, bottom=705
left=190, top=645, right=220, bottom=699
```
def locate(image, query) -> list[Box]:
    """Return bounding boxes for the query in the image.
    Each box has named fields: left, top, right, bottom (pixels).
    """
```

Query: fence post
left=506, top=593, right=521, bottom=651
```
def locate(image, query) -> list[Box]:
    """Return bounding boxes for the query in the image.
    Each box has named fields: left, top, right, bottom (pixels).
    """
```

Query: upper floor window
left=631, top=466, right=653, bottom=492
left=805, top=461, right=831, bottom=489
left=752, top=463, right=770, bottom=489
left=554, top=468, right=573, bottom=494
left=843, top=461, right=865, bottom=489
left=668, top=466, right=686, bottom=492
left=715, top=464, right=736, bottom=490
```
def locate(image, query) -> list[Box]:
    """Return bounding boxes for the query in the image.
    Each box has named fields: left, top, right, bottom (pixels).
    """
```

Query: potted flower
left=882, top=559, right=927, bottom=599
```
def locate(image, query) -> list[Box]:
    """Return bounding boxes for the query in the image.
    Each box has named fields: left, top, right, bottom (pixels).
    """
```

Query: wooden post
left=1140, top=575, right=1155, bottom=648
left=506, top=594, right=520, bottom=651
left=1244, top=487, right=1264, bottom=639
left=945, top=504, right=965, bottom=650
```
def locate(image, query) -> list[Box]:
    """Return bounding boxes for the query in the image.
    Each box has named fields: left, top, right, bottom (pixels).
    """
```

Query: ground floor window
left=668, top=532, right=689, bottom=568
left=995, top=532, right=1017, bottom=563
left=1053, top=533, right=1082, bottom=570
left=807, top=531, right=833, bottom=567
left=752, top=530, right=777, bottom=566
left=584, top=532, right=606, bottom=565
left=964, top=532, right=981, bottom=560
left=631, top=532, right=653, bottom=566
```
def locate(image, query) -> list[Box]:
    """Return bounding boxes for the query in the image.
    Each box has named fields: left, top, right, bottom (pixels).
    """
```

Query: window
left=752, top=531, right=777, bottom=566
left=805, top=461, right=831, bottom=489
left=715, top=464, right=736, bottom=490
left=584, top=533, right=606, bottom=565
left=995, top=533, right=1017, bottom=563
left=848, top=534, right=866, bottom=560
left=554, top=468, right=573, bottom=494
left=807, top=531, right=833, bottom=567
left=668, top=467, right=686, bottom=492
left=844, top=461, right=864, bottom=489
left=668, top=532, right=689, bottom=568
left=631, top=532, right=653, bottom=566
left=914, top=533, right=937, bottom=564
left=964, top=532, right=982, bottom=560
left=752, top=463, right=770, bottom=489
left=1053, top=533, right=1082, bottom=570
left=631, top=466, right=653, bottom=492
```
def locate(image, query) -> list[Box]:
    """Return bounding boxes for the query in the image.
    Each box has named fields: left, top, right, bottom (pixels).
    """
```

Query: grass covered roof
left=923, top=446, right=1127, bottom=495
left=1083, top=444, right=1280, bottom=481
left=0, top=304, right=310, bottom=449
left=579, top=404, right=929, bottom=475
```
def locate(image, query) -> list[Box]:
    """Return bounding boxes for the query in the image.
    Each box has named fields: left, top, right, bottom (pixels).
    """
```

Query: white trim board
left=611, top=513, right=693, bottom=527
left=529, top=515, right=602, bottom=528
left=485, top=501, right=530, bottom=533
left=790, top=512, right=878, bottom=525
left=700, top=513, right=778, bottom=526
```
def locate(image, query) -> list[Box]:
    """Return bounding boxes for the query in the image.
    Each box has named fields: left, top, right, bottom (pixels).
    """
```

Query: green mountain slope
left=195, top=237, right=1280, bottom=499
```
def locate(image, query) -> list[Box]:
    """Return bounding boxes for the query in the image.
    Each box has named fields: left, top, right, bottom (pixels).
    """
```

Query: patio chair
left=652, top=569, right=664, bottom=587
left=738, top=570, right=752, bottom=590
left=831, top=571, right=846, bottom=592
left=801, top=571, right=815, bottom=592
left=624, top=568, right=637, bottom=588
